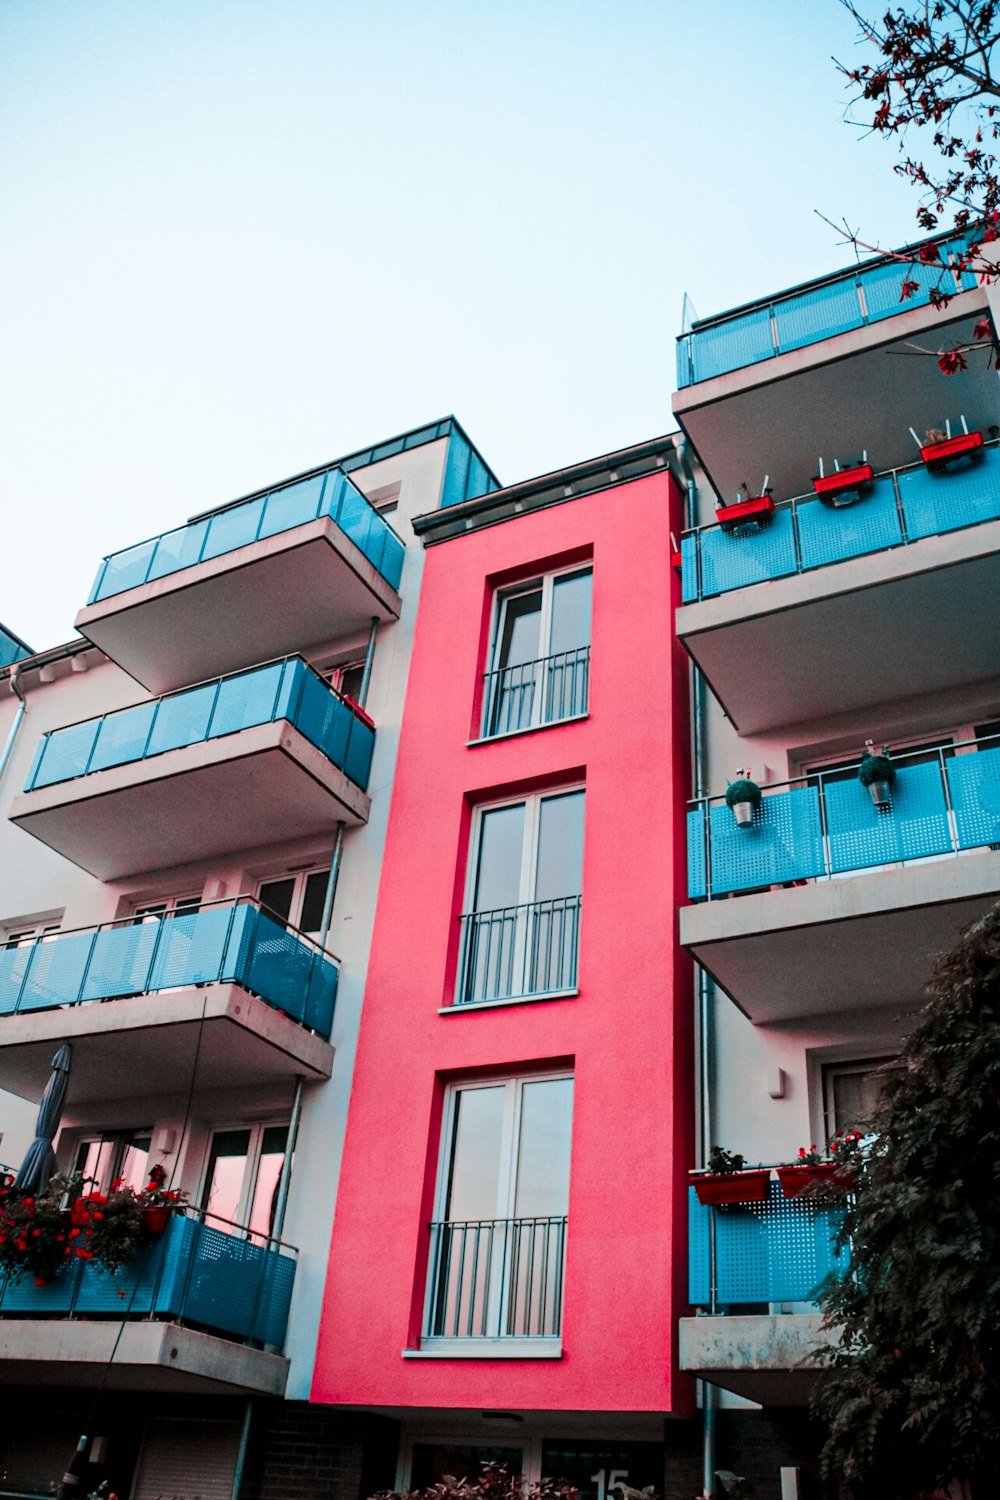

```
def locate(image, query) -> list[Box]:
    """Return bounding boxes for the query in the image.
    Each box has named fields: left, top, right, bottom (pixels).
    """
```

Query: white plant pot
left=731, top=800, right=756, bottom=827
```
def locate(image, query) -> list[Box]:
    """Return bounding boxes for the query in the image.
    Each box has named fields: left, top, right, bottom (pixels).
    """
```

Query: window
left=201, top=1123, right=289, bottom=1239
left=457, top=789, right=584, bottom=1005
left=74, top=1129, right=153, bottom=1194
left=322, top=660, right=366, bottom=704
left=3, top=919, right=61, bottom=948
left=823, top=1057, right=901, bottom=1137
left=258, top=868, right=330, bottom=942
left=424, top=1073, right=573, bottom=1346
left=132, top=895, right=202, bottom=922
left=482, top=567, right=591, bottom=737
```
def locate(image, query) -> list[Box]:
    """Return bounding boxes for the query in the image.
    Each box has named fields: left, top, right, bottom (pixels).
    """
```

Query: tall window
left=823, top=1057, right=900, bottom=1137
left=458, top=789, right=584, bottom=1005
left=258, top=867, right=330, bottom=942
left=425, top=1073, right=573, bottom=1344
left=201, top=1123, right=289, bottom=1240
left=74, top=1129, right=153, bottom=1194
left=483, top=568, right=591, bottom=737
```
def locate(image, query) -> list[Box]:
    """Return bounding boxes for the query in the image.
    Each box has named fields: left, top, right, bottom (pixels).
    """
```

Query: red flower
left=937, top=348, right=968, bottom=374
left=973, top=317, right=993, bottom=340
left=899, top=277, right=920, bottom=301
left=919, top=242, right=940, bottom=263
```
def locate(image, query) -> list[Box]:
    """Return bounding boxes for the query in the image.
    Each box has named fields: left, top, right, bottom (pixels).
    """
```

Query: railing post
left=892, top=464, right=909, bottom=544
left=939, top=746, right=959, bottom=854
left=816, top=771, right=832, bottom=878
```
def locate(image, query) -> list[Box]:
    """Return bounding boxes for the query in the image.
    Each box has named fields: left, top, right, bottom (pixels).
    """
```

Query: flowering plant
left=783, top=1143, right=825, bottom=1167
left=140, top=1162, right=186, bottom=1213
left=76, top=1167, right=187, bottom=1273
left=0, top=1171, right=78, bottom=1285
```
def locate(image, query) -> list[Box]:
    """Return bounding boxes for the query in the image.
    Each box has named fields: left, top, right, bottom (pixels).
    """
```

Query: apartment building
left=0, top=417, right=498, bottom=1498
left=673, top=239, right=1000, bottom=1494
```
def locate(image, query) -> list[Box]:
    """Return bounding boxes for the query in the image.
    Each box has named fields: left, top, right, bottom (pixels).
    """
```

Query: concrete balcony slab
left=679, top=1313, right=836, bottom=1405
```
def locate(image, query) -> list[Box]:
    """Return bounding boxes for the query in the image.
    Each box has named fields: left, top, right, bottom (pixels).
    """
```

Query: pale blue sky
left=2, top=0, right=923, bottom=649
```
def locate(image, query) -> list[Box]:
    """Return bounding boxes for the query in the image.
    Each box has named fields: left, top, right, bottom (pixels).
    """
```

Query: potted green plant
left=691, top=1146, right=771, bottom=1206
left=725, top=770, right=762, bottom=827
left=859, top=741, right=896, bottom=809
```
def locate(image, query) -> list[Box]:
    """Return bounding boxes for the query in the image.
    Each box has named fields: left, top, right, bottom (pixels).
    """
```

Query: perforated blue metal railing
left=0, top=899, right=337, bottom=1038
left=688, top=736, right=1000, bottom=901
left=0, top=1208, right=297, bottom=1348
left=676, top=235, right=978, bottom=388
left=689, top=1183, right=848, bottom=1306
left=87, top=464, right=405, bottom=604
left=680, top=442, right=1000, bottom=604
left=23, top=656, right=376, bottom=796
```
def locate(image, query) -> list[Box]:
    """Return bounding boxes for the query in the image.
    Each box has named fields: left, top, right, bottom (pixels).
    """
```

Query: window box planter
left=716, top=494, right=774, bottom=533
left=691, top=1168, right=771, bottom=1206
left=775, top=1163, right=851, bottom=1198
left=919, top=430, right=984, bottom=469
left=812, top=464, right=875, bottom=507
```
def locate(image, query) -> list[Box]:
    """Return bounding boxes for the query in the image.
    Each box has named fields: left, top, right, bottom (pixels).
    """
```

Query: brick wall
left=242, top=1402, right=400, bottom=1500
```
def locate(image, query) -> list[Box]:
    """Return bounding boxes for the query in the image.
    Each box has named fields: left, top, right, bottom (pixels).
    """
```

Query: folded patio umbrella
left=14, top=1043, right=72, bottom=1193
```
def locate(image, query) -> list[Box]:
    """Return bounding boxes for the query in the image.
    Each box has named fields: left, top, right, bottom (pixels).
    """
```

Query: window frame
left=463, top=786, right=586, bottom=917
left=198, top=1119, right=291, bottom=1241
left=256, top=865, right=331, bottom=940
left=482, top=564, right=592, bottom=739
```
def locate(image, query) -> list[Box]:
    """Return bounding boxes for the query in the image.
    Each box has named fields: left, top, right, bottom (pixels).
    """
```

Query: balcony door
left=426, top=1073, right=573, bottom=1342
left=258, top=867, right=330, bottom=942
left=201, top=1123, right=289, bottom=1240
left=484, top=568, right=592, bottom=736
left=460, top=788, right=584, bottom=1003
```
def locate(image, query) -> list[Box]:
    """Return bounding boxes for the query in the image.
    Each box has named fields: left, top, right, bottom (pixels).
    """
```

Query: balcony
left=10, top=657, right=373, bottom=879
left=0, top=1209, right=295, bottom=1395
left=684, top=739, right=1000, bottom=1020
left=680, top=1181, right=843, bottom=1403
left=479, top=648, right=590, bottom=738
left=678, top=444, right=1000, bottom=732
left=0, top=624, right=31, bottom=669
left=75, top=466, right=405, bottom=694
left=673, top=238, right=996, bottom=510
left=420, top=1215, right=567, bottom=1354
left=0, top=900, right=335, bottom=1103
left=453, top=896, right=581, bottom=1007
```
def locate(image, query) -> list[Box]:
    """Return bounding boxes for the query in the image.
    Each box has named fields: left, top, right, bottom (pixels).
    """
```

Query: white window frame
left=198, top=1119, right=290, bottom=1240
left=411, top=1071, right=572, bottom=1358
left=483, top=564, right=592, bottom=737
left=3, top=919, right=61, bottom=948
left=131, top=894, right=202, bottom=921
left=256, top=866, right=331, bottom=937
left=73, top=1126, right=154, bottom=1193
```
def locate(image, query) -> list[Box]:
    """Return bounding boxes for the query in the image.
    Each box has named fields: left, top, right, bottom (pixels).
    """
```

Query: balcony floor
left=0, top=1319, right=289, bottom=1395
left=10, top=718, right=369, bottom=879
left=0, top=982, right=333, bottom=1103
left=679, top=1314, right=835, bottom=1405
left=681, top=848, right=1000, bottom=1021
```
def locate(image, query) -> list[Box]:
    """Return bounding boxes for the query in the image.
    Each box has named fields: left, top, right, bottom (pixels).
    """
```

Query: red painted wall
left=312, top=470, right=693, bottom=1413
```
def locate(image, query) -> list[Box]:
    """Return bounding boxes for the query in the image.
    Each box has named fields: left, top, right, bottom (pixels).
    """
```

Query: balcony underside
left=0, top=1320, right=289, bottom=1395
left=0, top=982, right=333, bottom=1103
left=679, top=1314, right=835, bottom=1406
left=674, top=293, right=992, bottom=506
left=677, top=517, right=1000, bottom=733
left=681, top=849, right=1000, bottom=1022
left=75, top=518, right=401, bottom=695
left=9, top=719, right=369, bottom=879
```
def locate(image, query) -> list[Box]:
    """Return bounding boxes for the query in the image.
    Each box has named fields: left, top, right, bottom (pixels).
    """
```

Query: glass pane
left=534, top=791, right=585, bottom=899
left=550, top=570, right=592, bottom=654
left=299, top=870, right=330, bottom=938
left=514, top=1077, right=573, bottom=1217
left=75, top=1138, right=115, bottom=1190
left=445, top=1086, right=505, bottom=1221
left=203, top=1128, right=251, bottom=1224
left=248, top=1124, right=288, bottom=1239
left=118, top=1132, right=152, bottom=1192
left=472, top=804, right=525, bottom=912
left=496, top=589, right=542, bottom=670
left=258, top=879, right=294, bottom=927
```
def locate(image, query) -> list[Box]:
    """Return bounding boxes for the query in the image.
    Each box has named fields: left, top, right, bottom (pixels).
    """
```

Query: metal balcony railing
left=24, top=655, right=376, bottom=795
left=680, top=441, right=1000, bottom=604
left=0, top=1207, right=297, bottom=1349
left=455, top=896, right=582, bottom=1004
left=0, top=898, right=338, bottom=1039
left=88, top=464, right=405, bottom=604
left=480, top=647, right=590, bottom=738
left=676, top=234, right=977, bottom=389
left=425, top=1215, right=567, bottom=1339
left=0, top=626, right=31, bottom=670
left=689, top=1181, right=848, bottom=1308
left=688, top=734, right=1000, bottom=902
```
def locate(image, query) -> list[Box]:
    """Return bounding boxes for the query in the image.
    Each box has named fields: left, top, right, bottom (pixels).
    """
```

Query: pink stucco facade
left=312, top=469, right=693, bottom=1414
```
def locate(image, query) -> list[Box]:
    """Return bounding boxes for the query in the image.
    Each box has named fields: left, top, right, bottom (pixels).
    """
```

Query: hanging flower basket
left=691, top=1169, right=771, bottom=1206
left=716, top=494, right=775, bottom=533
left=919, top=430, right=983, bottom=469
left=141, top=1205, right=170, bottom=1234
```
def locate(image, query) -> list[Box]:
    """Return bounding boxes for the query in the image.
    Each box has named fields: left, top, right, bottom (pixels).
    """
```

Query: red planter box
left=715, top=495, right=774, bottom=533
left=691, top=1169, right=771, bottom=1206
left=343, top=695, right=376, bottom=730
left=919, top=431, right=984, bottom=468
left=812, top=464, right=875, bottom=503
left=142, top=1205, right=170, bottom=1233
left=776, top=1163, right=852, bottom=1199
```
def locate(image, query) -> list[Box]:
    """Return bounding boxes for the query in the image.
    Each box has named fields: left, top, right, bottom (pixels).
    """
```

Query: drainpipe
left=271, top=1076, right=304, bottom=1242
left=231, top=1398, right=253, bottom=1500
left=680, top=438, right=718, bottom=1500
left=357, top=616, right=379, bottom=709
left=318, top=821, right=345, bottom=955
left=0, top=665, right=27, bottom=787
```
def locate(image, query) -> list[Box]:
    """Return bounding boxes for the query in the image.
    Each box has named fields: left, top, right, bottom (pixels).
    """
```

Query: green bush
left=725, top=778, right=762, bottom=811
left=858, top=745, right=896, bottom=787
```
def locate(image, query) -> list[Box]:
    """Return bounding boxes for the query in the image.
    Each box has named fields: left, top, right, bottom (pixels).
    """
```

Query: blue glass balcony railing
left=87, top=465, right=405, bottom=605
left=680, top=441, right=1000, bottom=604
left=688, top=735, right=1000, bottom=901
left=0, top=898, right=337, bottom=1039
left=689, top=1182, right=848, bottom=1306
left=0, top=1208, right=297, bottom=1348
left=24, top=655, right=375, bottom=796
left=676, top=235, right=979, bottom=389
left=0, top=625, right=32, bottom=670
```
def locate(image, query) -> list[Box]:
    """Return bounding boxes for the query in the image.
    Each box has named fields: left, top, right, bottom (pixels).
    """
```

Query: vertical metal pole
left=318, top=821, right=345, bottom=954
left=231, top=1397, right=253, bottom=1500
left=271, top=1076, right=304, bottom=1242
left=357, top=616, right=379, bottom=709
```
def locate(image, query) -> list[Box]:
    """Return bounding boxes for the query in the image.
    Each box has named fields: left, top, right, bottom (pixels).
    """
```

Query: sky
left=1, top=0, right=926, bottom=650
